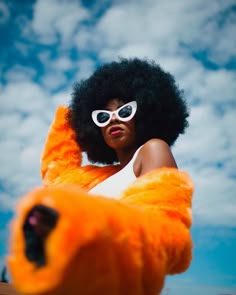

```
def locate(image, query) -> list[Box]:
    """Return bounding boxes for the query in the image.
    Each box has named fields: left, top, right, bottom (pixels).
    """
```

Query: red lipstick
left=109, top=126, right=122, bottom=136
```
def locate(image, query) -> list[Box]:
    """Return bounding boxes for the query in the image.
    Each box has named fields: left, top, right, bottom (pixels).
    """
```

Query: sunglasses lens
left=97, top=112, right=110, bottom=124
left=118, top=105, right=132, bottom=118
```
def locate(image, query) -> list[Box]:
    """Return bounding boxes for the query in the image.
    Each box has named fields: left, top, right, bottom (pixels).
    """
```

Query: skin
left=101, top=99, right=177, bottom=177
left=101, top=99, right=137, bottom=167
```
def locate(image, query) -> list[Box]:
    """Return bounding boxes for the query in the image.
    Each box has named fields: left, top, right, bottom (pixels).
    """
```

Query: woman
left=68, top=57, right=189, bottom=197
left=8, top=58, right=193, bottom=295
left=89, top=98, right=177, bottom=198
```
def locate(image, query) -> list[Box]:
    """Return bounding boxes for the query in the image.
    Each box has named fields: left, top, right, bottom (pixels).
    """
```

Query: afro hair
left=67, top=58, right=189, bottom=164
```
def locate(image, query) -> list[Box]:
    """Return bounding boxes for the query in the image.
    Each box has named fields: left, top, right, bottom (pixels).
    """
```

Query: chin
left=110, top=140, right=136, bottom=151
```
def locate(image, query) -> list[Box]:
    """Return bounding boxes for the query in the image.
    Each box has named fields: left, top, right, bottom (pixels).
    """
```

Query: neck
left=116, top=147, right=138, bottom=168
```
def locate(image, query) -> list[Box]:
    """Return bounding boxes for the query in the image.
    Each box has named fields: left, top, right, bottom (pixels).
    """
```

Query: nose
left=110, top=112, right=119, bottom=122
left=23, top=205, right=59, bottom=267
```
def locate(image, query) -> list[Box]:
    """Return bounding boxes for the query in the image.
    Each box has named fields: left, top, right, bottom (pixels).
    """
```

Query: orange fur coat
left=8, top=106, right=194, bottom=295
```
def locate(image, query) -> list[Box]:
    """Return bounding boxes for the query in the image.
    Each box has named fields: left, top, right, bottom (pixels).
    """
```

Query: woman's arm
left=40, top=106, right=120, bottom=189
left=121, top=167, right=193, bottom=275
left=7, top=168, right=193, bottom=295
left=40, top=106, right=83, bottom=185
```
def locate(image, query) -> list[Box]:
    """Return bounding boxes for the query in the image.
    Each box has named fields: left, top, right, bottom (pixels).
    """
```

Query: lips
left=109, top=125, right=123, bottom=136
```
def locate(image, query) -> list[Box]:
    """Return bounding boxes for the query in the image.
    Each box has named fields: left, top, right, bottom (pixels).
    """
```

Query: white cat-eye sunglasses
left=91, top=101, right=137, bottom=127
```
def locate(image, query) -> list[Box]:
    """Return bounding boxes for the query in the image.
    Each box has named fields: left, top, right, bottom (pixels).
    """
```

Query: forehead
left=105, top=98, right=125, bottom=110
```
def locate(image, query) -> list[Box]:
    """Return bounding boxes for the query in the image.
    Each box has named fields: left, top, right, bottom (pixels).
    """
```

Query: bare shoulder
left=134, top=138, right=177, bottom=177
left=141, top=138, right=170, bottom=152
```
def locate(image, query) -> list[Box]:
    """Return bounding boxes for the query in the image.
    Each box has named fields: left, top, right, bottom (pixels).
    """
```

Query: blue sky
left=0, top=0, right=236, bottom=294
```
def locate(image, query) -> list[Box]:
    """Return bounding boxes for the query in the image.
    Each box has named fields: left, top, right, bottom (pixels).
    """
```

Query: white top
left=89, top=146, right=143, bottom=199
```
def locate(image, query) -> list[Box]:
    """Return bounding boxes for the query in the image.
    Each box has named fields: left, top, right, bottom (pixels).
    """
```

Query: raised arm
left=41, top=106, right=82, bottom=184
left=40, top=106, right=120, bottom=189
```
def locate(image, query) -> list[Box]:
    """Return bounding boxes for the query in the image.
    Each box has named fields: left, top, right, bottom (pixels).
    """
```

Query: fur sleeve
left=7, top=168, right=193, bottom=295
left=40, top=106, right=119, bottom=189
left=120, top=167, right=193, bottom=274
left=40, top=106, right=82, bottom=185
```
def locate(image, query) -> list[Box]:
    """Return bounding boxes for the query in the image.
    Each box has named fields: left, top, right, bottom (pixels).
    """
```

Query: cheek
left=101, top=127, right=106, bottom=138
left=127, top=121, right=136, bottom=137
left=101, top=127, right=109, bottom=143
left=123, top=122, right=136, bottom=145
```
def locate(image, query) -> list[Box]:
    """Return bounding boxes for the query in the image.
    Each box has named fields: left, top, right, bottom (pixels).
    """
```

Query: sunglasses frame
left=92, top=101, right=137, bottom=127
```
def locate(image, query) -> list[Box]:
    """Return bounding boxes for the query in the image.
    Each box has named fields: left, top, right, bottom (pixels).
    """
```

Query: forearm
left=40, top=106, right=82, bottom=184
left=120, top=167, right=194, bottom=274
left=8, top=168, right=193, bottom=295
left=8, top=186, right=166, bottom=295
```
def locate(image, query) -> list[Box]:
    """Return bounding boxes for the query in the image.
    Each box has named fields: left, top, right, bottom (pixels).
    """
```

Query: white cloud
left=50, top=90, right=71, bottom=108
left=0, top=78, right=71, bottom=210
left=0, top=1, right=10, bottom=24
left=0, top=1, right=236, bottom=292
left=5, top=65, right=37, bottom=82
left=187, top=69, right=236, bottom=103
left=189, top=1, right=236, bottom=65
left=192, top=168, right=236, bottom=226
left=100, top=43, right=158, bottom=62
left=0, top=119, right=46, bottom=209
left=31, top=0, right=90, bottom=45
left=179, top=104, right=235, bottom=163
left=92, top=0, right=235, bottom=60
left=0, top=191, right=18, bottom=211
left=74, top=58, right=96, bottom=80
left=14, top=41, right=30, bottom=57
left=38, top=55, right=75, bottom=91
left=1, top=0, right=236, bottom=227
left=173, top=103, right=236, bottom=225
left=209, top=16, right=236, bottom=65
left=2, top=80, right=49, bottom=114
left=52, top=56, right=74, bottom=71
left=40, top=71, right=68, bottom=91
left=73, top=27, right=94, bottom=51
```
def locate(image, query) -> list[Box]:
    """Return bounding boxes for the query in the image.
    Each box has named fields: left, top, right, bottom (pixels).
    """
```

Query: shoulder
left=139, top=139, right=174, bottom=161
left=134, top=139, right=177, bottom=177
left=141, top=138, right=170, bottom=152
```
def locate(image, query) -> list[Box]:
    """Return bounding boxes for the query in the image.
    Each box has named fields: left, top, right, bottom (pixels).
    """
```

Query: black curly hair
left=67, top=58, right=189, bottom=164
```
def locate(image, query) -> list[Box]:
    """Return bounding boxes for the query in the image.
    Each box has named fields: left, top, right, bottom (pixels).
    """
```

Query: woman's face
left=100, top=99, right=137, bottom=151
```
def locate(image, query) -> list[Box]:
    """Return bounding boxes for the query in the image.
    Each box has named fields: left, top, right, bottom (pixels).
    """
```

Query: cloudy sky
left=0, top=0, right=236, bottom=294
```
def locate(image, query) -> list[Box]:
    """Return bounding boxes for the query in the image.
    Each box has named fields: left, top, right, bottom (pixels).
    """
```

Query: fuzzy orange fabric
left=40, top=106, right=121, bottom=189
left=7, top=106, right=194, bottom=295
